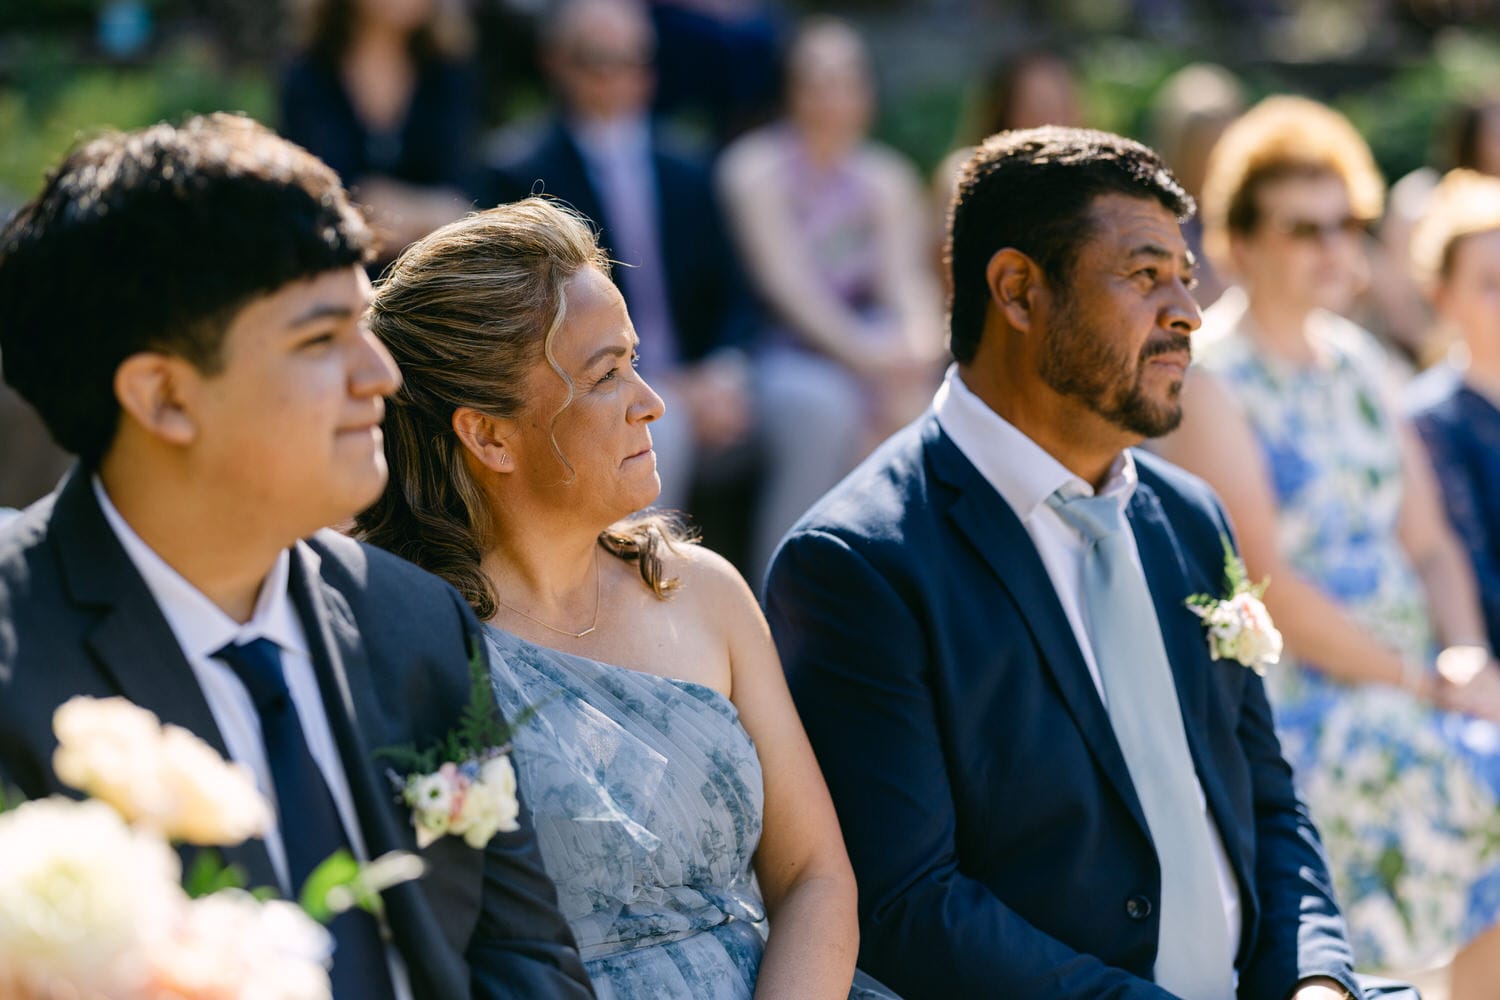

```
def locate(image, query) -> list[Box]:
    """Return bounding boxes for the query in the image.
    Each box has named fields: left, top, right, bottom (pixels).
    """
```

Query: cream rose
left=52, top=695, right=172, bottom=825
left=156, top=724, right=271, bottom=846
left=52, top=696, right=272, bottom=846
left=0, top=798, right=181, bottom=997
left=455, top=756, right=521, bottom=848
left=1189, top=591, right=1283, bottom=675
left=145, top=890, right=332, bottom=1000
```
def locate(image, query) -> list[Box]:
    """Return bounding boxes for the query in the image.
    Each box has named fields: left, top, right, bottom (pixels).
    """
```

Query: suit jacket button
left=1125, top=895, right=1152, bottom=920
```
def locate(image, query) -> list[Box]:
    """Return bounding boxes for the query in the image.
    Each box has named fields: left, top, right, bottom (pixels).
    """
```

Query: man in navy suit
left=482, top=0, right=861, bottom=579
left=765, top=127, right=1372, bottom=999
left=481, top=0, right=758, bottom=515
left=0, top=114, right=591, bottom=999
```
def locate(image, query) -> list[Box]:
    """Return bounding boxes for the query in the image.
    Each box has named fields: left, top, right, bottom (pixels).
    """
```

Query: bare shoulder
left=666, top=542, right=757, bottom=606
left=663, top=543, right=771, bottom=645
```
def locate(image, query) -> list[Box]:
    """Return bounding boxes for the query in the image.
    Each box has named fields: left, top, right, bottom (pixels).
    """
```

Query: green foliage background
left=5, top=13, right=1500, bottom=206
left=0, top=39, right=272, bottom=205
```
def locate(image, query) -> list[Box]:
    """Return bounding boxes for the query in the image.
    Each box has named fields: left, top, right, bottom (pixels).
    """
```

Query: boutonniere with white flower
left=1185, top=536, right=1284, bottom=676
left=380, top=639, right=532, bottom=850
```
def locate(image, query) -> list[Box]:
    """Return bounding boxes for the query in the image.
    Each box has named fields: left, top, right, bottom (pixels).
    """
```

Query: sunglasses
left=1267, top=215, right=1367, bottom=242
left=568, top=46, right=653, bottom=73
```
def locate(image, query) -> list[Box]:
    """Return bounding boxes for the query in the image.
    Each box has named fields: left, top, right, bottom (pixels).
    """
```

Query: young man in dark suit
left=765, top=127, right=1399, bottom=1000
left=0, top=113, right=592, bottom=999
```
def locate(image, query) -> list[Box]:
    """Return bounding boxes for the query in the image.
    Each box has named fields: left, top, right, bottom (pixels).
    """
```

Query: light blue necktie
left=1048, top=489, right=1236, bottom=1000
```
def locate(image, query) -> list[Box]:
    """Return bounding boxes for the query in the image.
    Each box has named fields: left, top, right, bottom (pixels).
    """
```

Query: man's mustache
left=1140, top=333, right=1193, bottom=363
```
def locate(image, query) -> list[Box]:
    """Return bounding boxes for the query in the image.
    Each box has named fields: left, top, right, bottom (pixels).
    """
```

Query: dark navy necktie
left=216, top=638, right=398, bottom=1000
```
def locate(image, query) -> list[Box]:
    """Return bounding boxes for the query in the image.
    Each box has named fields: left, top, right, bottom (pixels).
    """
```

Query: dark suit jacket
left=279, top=55, right=479, bottom=195
left=1406, top=362, right=1500, bottom=655
left=480, top=118, right=756, bottom=364
left=764, top=414, right=1359, bottom=1000
left=0, top=471, right=593, bottom=1000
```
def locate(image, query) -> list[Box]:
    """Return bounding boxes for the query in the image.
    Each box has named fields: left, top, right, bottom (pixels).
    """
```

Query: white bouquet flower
left=144, top=891, right=332, bottom=1000
left=53, top=696, right=270, bottom=846
left=0, top=695, right=423, bottom=1000
left=0, top=798, right=179, bottom=998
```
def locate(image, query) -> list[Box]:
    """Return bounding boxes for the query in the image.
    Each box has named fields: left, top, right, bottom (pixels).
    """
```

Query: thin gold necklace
left=493, top=546, right=601, bottom=639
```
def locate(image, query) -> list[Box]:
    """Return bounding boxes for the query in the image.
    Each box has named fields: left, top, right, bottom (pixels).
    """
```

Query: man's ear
left=985, top=248, right=1049, bottom=336
left=113, top=352, right=199, bottom=447
left=453, top=407, right=517, bottom=474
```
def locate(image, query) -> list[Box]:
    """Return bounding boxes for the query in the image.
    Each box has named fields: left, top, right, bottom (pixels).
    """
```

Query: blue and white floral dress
left=1196, top=291, right=1500, bottom=971
left=485, top=626, right=898, bottom=999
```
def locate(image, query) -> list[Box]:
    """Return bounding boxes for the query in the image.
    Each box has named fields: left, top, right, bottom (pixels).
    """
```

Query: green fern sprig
left=1217, top=534, right=1269, bottom=600
left=378, top=633, right=549, bottom=774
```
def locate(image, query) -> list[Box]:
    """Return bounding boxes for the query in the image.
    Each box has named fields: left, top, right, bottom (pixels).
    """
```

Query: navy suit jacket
left=765, top=414, right=1359, bottom=1000
left=0, top=471, right=594, bottom=1000
left=480, top=118, right=757, bottom=364
left=1406, top=363, right=1500, bottom=655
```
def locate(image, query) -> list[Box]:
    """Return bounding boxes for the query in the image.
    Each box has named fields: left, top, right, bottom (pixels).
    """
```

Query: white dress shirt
left=931, top=367, right=1243, bottom=964
left=94, top=479, right=413, bottom=998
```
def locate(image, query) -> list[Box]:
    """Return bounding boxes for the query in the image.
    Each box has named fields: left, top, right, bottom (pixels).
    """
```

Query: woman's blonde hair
left=1200, top=95, right=1385, bottom=267
left=1411, top=168, right=1500, bottom=288
left=355, top=198, right=689, bottom=620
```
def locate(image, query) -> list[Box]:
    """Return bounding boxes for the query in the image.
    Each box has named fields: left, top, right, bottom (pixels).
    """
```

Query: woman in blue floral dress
left=357, top=198, right=898, bottom=999
left=1159, top=96, right=1500, bottom=991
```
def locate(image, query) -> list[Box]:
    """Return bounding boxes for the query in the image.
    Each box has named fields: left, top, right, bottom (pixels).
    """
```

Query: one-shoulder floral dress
left=1196, top=292, right=1500, bottom=971
left=485, top=626, right=898, bottom=999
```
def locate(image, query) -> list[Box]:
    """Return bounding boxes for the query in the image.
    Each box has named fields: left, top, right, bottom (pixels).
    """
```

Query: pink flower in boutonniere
left=400, top=755, right=519, bottom=850
left=381, top=639, right=531, bottom=850
left=1186, top=537, right=1284, bottom=676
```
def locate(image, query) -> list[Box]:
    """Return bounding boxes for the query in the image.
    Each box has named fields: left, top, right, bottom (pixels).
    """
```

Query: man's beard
left=1038, top=290, right=1189, bottom=439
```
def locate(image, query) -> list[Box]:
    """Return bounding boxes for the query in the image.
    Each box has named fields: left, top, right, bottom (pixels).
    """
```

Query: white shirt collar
left=92, top=477, right=306, bottom=661
left=931, top=364, right=1137, bottom=520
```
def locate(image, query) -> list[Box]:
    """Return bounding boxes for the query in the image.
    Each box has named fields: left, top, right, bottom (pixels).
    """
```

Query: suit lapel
left=287, top=543, right=477, bottom=996
left=52, top=471, right=280, bottom=889
left=927, top=422, right=1151, bottom=839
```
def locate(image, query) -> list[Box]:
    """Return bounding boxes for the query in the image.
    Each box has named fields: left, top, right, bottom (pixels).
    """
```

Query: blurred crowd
left=12, top=1, right=1500, bottom=984
left=5, top=1, right=1500, bottom=585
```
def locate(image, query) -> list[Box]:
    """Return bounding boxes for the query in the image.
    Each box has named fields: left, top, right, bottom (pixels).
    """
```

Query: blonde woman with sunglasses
left=1158, top=96, right=1500, bottom=994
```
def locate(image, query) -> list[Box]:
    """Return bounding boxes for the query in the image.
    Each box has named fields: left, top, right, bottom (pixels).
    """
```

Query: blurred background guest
left=479, top=0, right=777, bottom=563
left=280, top=0, right=478, bottom=262
left=1158, top=95, right=1500, bottom=989
left=649, top=0, right=784, bottom=147
left=1406, top=168, right=1500, bottom=660
left=717, top=16, right=944, bottom=566
left=1378, top=95, right=1500, bottom=367
left=929, top=48, right=1081, bottom=231
left=1147, top=62, right=1246, bottom=308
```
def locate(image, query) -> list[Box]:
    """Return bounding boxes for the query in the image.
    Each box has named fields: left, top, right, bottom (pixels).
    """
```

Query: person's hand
left=675, top=357, right=754, bottom=451
left=1435, top=647, right=1500, bottom=724
left=1290, top=978, right=1352, bottom=1000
